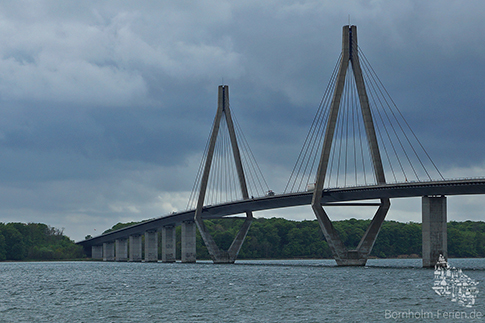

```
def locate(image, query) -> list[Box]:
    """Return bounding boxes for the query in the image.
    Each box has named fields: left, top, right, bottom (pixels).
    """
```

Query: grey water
left=0, top=259, right=484, bottom=322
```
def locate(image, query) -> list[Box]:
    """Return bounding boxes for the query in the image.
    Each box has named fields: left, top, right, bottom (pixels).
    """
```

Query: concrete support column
left=103, top=242, right=115, bottom=261
left=129, top=234, right=142, bottom=262
left=145, top=230, right=158, bottom=262
left=115, top=238, right=128, bottom=262
left=422, top=196, right=447, bottom=268
left=92, top=245, right=103, bottom=260
left=161, top=225, right=176, bottom=263
left=181, top=220, right=196, bottom=263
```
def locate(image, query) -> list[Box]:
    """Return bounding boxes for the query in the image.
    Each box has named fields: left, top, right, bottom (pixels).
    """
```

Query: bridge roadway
left=77, top=178, right=485, bottom=247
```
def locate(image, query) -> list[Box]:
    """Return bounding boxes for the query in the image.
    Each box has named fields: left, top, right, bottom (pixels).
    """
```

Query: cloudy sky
left=0, top=0, right=483, bottom=241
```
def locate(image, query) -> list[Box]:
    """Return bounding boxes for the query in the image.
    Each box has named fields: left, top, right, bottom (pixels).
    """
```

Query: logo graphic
left=432, top=254, right=479, bottom=307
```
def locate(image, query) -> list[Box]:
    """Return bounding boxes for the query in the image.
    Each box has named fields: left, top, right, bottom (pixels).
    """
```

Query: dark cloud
left=0, top=1, right=482, bottom=241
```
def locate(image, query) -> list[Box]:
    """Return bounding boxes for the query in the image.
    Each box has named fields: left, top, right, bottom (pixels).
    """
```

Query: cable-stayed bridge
left=78, top=25, right=485, bottom=267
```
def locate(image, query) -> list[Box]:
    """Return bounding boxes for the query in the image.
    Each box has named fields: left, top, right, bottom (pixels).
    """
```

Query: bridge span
left=200, top=178, right=485, bottom=217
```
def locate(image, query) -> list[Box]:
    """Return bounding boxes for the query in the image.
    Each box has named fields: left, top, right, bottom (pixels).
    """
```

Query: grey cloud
left=0, top=1, right=482, bottom=241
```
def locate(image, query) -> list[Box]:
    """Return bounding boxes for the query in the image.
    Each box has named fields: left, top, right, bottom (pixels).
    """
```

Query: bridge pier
left=313, top=198, right=390, bottom=266
left=145, top=230, right=158, bottom=262
left=92, top=245, right=103, bottom=260
left=103, top=242, right=115, bottom=261
left=339, top=250, right=367, bottom=266
left=422, top=196, right=447, bottom=268
left=129, top=234, right=142, bottom=262
left=181, top=220, right=196, bottom=263
left=161, top=225, right=176, bottom=263
left=115, top=238, right=128, bottom=262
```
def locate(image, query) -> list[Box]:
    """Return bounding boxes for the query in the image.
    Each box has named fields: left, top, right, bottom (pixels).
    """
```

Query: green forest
left=0, top=218, right=483, bottom=261
left=104, top=218, right=485, bottom=260
left=0, top=222, right=84, bottom=261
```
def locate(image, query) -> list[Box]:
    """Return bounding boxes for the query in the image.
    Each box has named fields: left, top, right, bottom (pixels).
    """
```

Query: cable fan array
left=285, top=46, right=443, bottom=194
left=186, top=107, right=270, bottom=210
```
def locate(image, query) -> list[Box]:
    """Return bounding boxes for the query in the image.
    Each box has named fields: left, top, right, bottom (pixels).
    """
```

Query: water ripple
left=0, top=259, right=483, bottom=322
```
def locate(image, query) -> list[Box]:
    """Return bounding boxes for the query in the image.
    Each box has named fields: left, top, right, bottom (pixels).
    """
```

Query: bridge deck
left=77, top=178, right=485, bottom=247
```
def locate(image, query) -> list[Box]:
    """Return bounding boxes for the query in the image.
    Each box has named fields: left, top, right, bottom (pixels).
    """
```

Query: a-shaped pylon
left=194, top=85, right=253, bottom=263
left=311, top=25, right=390, bottom=266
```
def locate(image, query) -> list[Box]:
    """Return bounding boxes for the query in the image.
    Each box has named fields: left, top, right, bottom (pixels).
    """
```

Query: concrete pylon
left=161, top=225, right=176, bottom=263
left=422, top=196, right=447, bottom=267
left=311, top=25, right=390, bottom=266
left=194, top=85, right=253, bottom=264
left=115, top=238, right=128, bottom=262
left=92, top=245, right=103, bottom=260
left=129, top=234, right=142, bottom=262
left=144, top=230, right=158, bottom=262
left=181, top=220, right=196, bottom=263
left=103, top=242, right=115, bottom=261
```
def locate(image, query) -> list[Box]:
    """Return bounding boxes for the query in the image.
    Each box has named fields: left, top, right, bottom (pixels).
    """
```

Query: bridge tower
left=311, top=25, right=390, bottom=266
left=194, top=85, right=253, bottom=263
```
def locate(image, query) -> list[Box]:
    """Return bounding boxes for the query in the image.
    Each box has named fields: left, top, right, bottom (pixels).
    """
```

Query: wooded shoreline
left=1, top=218, right=483, bottom=261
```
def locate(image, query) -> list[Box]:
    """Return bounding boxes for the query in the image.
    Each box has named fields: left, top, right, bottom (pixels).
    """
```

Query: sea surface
left=0, top=258, right=484, bottom=322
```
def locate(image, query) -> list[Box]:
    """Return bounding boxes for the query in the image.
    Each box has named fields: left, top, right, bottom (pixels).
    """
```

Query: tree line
left=0, top=222, right=84, bottom=261
left=104, top=218, right=485, bottom=260
left=2, top=219, right=483, bottom=262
